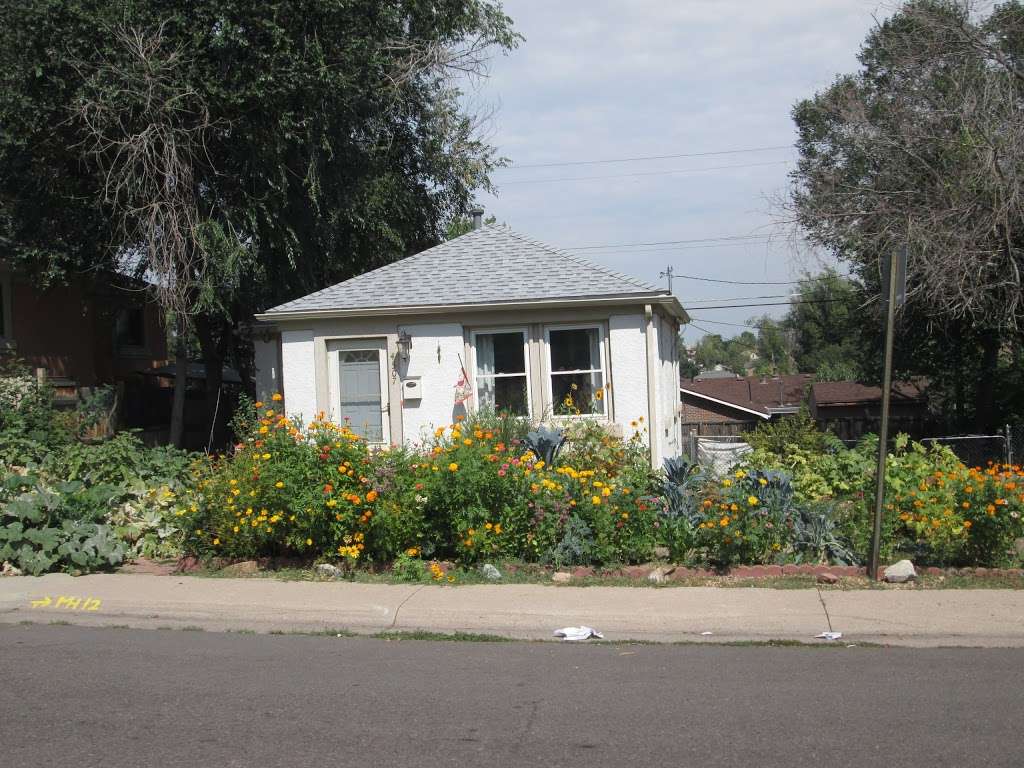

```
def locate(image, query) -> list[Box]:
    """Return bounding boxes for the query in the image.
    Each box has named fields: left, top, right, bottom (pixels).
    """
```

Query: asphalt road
left=2, top=625, right=1021, bottom=768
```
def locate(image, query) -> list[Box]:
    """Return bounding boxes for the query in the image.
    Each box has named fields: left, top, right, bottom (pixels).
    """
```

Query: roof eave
left=679, top=387, right=771, bottom=419
left=256, top=293, right=688, bottom=323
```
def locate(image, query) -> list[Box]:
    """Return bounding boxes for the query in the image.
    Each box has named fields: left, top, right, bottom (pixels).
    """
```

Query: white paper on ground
left=815, top=631, right=843, bottom=640
left=701, top=631, right=713, bottom=636
left=553, top=626, right=604, bottom=641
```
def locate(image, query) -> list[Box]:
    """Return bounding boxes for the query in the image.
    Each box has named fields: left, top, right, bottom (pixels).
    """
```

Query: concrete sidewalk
left=2, top=573, right=1023, bottom=646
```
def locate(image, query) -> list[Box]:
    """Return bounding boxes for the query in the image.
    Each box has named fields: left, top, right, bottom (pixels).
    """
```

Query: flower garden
left=2, top=373, right=1023, bottom=579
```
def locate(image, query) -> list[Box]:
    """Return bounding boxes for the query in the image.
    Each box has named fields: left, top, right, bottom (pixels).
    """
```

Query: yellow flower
left=261, top=453, right=271, bottom=460
left=747, top=496, right=758, bottom=506
left=758, top=478, right=768, bottom=486
left=272, top=393, right=283, bottom=402
left=722, top=479, right=732, bottom=487
left=212, top=538, right=220, bottom=546
left=602, top=487, right=612, bottom=497
left=720, top=516, right=730, bottom=527
left=485, top=522, right=493, bottom=530
left=259, top=426, right=269, bottom=434
left=306, top=538, right=313, bottom=546
left=463, top=438, right=473, bottom=446
left=591, top=495, right=601, bottom=505
left=595, top=389, right=604, bottom=400
left=448, top=462, right=459, bottom=472
left=254, top=401, right=264, bottom=408
left=406, top=547, right=420, bottom=557
left=494, top=523, right=502, bottom=534
left=275, top=481, right=284, bottom=489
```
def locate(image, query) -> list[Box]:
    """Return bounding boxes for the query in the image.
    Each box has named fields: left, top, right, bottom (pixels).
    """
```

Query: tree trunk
left=169, top=318, right=188, bottom=448
left=973, top=332, right=1000, bottom=433
left=196, top=315, right=226, bottom=452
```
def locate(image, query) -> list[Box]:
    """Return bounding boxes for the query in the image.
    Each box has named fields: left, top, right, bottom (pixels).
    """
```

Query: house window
left=546, top=325, right=606, bottom=416
left=115, top=307, right=146, bottom=350
left=472, top=329, right=530, bottom=416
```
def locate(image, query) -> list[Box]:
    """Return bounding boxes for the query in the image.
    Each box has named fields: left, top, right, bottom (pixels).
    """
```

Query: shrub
left=691, top=469, right=798, bottom=566
left=744, top=409, right=826, bottom=455
left=0, top=475, right=128, bottom=575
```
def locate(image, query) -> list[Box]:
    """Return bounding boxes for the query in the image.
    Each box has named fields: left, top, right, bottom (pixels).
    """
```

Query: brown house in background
left=680, top=374, right=813, bottom=436
left=808, top=380, right=931, bottom=441
left=1, top=265, right=167, bottom=410
left=681, top=373, right=932, bottom=441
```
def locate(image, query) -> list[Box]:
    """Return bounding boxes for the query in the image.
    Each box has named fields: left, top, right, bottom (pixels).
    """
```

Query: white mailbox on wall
left=402, top=376, right=423, bottom=401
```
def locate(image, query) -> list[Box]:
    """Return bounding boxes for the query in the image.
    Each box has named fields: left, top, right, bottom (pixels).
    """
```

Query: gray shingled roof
left=263, top=224, right=668, bottom=316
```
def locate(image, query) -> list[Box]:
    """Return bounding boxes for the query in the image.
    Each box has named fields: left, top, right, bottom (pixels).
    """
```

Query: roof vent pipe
left=470, top=205, right=484, bottom=230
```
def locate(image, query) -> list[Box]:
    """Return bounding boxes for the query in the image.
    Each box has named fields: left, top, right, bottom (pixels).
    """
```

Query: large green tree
left=0, top=1, right=518, bottom=442
left=784, top=269, right=864, bottom=379
left=788, top=0, right=1024, bottom=431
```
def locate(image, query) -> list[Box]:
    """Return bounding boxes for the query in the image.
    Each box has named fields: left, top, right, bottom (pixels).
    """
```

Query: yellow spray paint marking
left=29, top=596, right=101, bottom=611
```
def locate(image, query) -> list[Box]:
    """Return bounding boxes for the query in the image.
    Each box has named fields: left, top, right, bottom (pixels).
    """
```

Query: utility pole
left=868, top=245, right=906, bottom=580
left=659, top=265, right=674, bottom=293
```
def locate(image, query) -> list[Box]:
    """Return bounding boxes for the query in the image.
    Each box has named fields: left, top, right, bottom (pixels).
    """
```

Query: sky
left=470, top=0, right=892, bottom=342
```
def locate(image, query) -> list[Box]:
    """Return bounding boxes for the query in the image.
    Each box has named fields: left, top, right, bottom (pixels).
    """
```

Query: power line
left=571, top=233, right=773, bottom=250
left=682, top=320, right=719, bottom=336
left=502, top=144, right=793, bottom=170
left=674, top=272, right=854, bottom=286
left=686, top=317, right=760, bottom=328
left=498, top=159, right=792, bottom=186
left=686, top=293, right=796, bottom=304
left=684, top=298, right=848, bottom=310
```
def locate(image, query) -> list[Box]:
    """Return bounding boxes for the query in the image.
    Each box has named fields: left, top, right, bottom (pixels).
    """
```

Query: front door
left=328, top=339, right=390, bottom=444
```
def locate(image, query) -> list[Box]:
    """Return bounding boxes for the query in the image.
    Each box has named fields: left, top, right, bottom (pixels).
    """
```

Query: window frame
left=113, top=305, right=148, bottom=355
left=469, top=326, right=532, bottom=418
left=543, top=322, right=609, bottom=420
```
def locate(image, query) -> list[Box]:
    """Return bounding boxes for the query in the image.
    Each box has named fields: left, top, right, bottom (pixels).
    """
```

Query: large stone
left=653, top=546, right=670, bottom=560
left=883, top=559, right=917, bottom=583
left=816, top=572, right=840, bottom=585
left=551, top=571, right=572, bottom=583
left=220, top=560, right=261, bottom=576
left=647, top=566, right=676, bottom=584
left=314, top=563, right=342, bottom=578
left=481, top=563, right=502, bottom=581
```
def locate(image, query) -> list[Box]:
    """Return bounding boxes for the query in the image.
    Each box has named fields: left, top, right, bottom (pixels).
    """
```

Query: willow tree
left=787, top=0, right=1024, bottom=430
left=0, top=1, right=518, bottom=444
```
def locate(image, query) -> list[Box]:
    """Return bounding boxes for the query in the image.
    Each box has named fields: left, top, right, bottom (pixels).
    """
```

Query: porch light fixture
left=397, top=330, right=413, bottom=362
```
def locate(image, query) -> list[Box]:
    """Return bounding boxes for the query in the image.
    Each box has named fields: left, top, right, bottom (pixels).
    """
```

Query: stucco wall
left=608, top=312, right=648, bottom=445
left=654, top=311, right=682, bottom=461
left=399, top=322, right=465, bottom=445
left=280, top=328, right=316, bottom=425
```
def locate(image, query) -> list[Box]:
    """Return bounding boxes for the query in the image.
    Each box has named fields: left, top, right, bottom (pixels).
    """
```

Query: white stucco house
left=253, top=221, right=689, bottom=465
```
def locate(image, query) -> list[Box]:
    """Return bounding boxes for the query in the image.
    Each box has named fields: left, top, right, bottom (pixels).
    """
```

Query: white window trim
left=543, top=322, right=609, bottom=420
left=469, top=327, right=532, bottom=417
